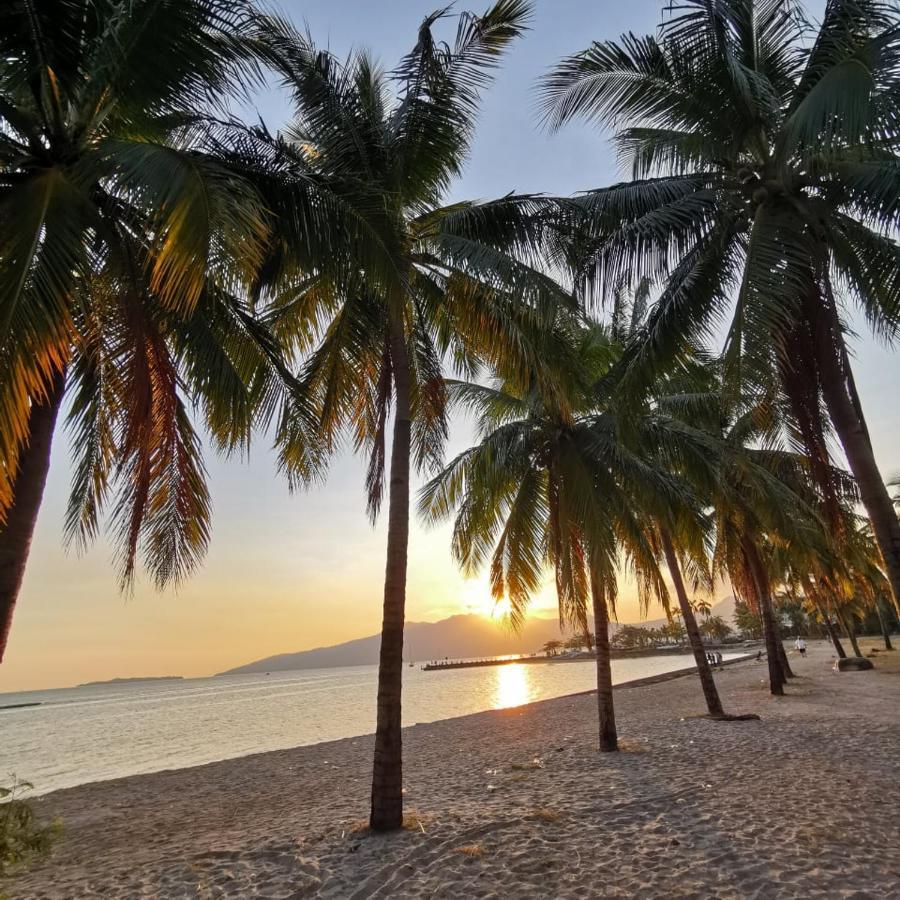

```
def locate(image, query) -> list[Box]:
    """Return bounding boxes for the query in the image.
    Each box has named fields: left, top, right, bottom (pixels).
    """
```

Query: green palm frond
left=1, top=0, right=308, bottom=585
left=541, top=0, right=900, bottom=487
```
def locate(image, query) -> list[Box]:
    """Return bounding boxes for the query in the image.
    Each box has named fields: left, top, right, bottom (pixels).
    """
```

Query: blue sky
left=5, top=0, right=899, bottom=692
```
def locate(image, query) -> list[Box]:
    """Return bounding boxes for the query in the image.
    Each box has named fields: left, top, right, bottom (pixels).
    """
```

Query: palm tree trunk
left=590, top=572, right=617, bottom=752
left=0, top=369, right=66, bottom=663
left=660, top=529, right=724, bottom=717
left=834, top=607, right=862, bottom=658
left=774, top=620, right=795, bottom=678
left=874, top=597, right=893, bottom=651
left=742, top=537, right=784, bottom=695
left=847, top=620, right=863, bottom=658
left=369, top=320, right=412, bottom=832
left=817, top=330, right=900, bottom=614
left=823, top=617, right=847, bottom=657
left=805, top=577, right=846, bottom=658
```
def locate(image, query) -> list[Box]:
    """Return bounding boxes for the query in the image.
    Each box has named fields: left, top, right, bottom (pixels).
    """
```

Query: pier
left=421, top=655, right=537, bottom=671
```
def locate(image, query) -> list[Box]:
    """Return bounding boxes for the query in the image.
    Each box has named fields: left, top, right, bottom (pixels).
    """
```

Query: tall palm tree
left=249, top=1, right=572, bottom=830
left=0, top=0, right=295, bottom=660
left=659, top=383, right=830, bottom=694
left=610, top=278, right=740, bottom=719
left=607, top=282, right=730, bottom=718
left=541, top=0, right=900, bottom=609
left=815, top=517, right=889, bottom=654
left=420, top=325, right=696, bottom=752
left=718, top=416, right=840, bottom=689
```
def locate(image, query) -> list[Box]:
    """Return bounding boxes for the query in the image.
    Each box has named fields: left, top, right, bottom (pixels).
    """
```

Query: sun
left=461, top=581, right=512, bottom=620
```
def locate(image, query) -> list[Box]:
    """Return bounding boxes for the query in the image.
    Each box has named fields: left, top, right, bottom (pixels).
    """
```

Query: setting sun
left=461, top=581, right=513, bottom=620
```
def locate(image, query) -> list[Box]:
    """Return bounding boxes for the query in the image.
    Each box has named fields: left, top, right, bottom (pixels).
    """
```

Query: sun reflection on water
left=492, top=663, right=534, bottom=710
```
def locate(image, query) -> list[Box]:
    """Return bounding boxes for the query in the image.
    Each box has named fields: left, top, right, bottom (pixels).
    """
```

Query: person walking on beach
left=794, top=637, right=807, bottom=657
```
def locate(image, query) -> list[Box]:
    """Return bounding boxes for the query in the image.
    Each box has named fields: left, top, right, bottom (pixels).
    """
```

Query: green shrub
left=0, top=778, right=61, bottom=880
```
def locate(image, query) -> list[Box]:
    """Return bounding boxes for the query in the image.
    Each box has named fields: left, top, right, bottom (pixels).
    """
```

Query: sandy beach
left=9, top=639, right=900, bottom=898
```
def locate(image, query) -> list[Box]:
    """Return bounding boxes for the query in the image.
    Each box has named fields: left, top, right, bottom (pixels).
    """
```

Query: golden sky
left=0, top=435, right=571, bottom=691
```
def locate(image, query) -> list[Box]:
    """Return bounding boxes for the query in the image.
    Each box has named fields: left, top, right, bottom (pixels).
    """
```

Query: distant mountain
left=219, top=597, right=736, bottom=675
left=219, top=614, right=570, bottom=675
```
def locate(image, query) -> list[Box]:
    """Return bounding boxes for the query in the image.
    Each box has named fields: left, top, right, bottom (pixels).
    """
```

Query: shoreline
left=11, top=641, right=900, bottom=897
left=22, top=653, right=752, bottom=802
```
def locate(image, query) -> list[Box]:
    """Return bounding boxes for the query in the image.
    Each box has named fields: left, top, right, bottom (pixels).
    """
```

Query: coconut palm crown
left=419, top=323, right=710, bottom=750
left=0, top=0, right=300, bottom=661
left=540, top=0, right=900, bottom=608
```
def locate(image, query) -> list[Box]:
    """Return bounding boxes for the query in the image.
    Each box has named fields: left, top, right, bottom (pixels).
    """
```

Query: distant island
left=79, top=676, right=185, bottom=687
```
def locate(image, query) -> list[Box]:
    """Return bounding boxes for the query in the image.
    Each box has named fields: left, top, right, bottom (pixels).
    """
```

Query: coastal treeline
left=2, top=0, right=900, bottom=831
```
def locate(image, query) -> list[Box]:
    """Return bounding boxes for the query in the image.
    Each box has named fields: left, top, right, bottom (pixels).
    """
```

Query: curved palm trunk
left=804, top=577, right=846, bottom=658
left=817, top=330, right=900, bottom=614
left=590, top=572, right=617, bottom=752
left=742, top=537, right=784, bottom=695
left=774, top=621, right=795, bottom=678
left=0, top=369, right=66, bottom=663
left=834, top=607, right=862, bottom=658
left=660, top=530, right=724, bottom=717
left=370, top=321, right=412, bottom=832
left=874, top=597, right=893, bottom=651
left=823, top=616, right=847, bottom=658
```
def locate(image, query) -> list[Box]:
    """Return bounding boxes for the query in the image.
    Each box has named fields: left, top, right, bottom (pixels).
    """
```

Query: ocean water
left=0, top=653, right=740, bottom=796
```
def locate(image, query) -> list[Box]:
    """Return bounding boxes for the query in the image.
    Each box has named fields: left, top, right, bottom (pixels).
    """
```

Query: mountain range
left=219, top=596, right=736, bottom=675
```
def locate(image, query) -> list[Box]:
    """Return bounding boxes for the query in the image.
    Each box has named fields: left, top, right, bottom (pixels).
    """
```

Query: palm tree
left=249, top=1, right=571, bottom=830
left=541, top=639, right=563, bottom=656
left=701, top=615, right=732, bottom=642
left=607, top=282, right=729, bottom=718
left=564, top=633, right=591, bottom=651
left=780, top=497, right=894, bottom=653
left=796, top=570, right=847, bottom=657
left=815, top=519, right=889, bottom=656
left=687, top=395, right=828, bottom=693
left=420, top=325, right=695, bottom=752
left=734, top=601, right=764, bottom=640
left=541, top=0, right=900, bottom=610
left=0, top=0, right=293, bottom=660
left=657, top=530, right=733, bottom=714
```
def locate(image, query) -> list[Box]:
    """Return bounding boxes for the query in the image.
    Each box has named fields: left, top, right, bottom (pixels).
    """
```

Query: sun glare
left=493, top=664, right=533, bottom=710
left=462, top=581, right=513, bottom=620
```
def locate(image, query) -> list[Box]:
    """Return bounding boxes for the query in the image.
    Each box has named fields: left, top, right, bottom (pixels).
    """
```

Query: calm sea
left=0, top=653, right=738, bottom=795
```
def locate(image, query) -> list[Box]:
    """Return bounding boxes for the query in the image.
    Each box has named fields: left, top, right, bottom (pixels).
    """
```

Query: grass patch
left=341, top=809, right=433, bottom=837
left=456, top=843, right=486, bottom=858
left=402, top=810, right=433, bottom=832
left=529, top=807, right=562, bottom=823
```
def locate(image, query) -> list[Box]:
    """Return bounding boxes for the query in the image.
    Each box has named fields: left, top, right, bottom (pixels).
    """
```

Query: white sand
left=9, top=640, right=900, bottom=898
